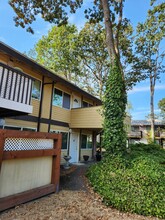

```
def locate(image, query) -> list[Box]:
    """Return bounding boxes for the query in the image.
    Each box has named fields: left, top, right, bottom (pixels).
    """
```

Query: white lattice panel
left=4, top=138, right=54, bottom=151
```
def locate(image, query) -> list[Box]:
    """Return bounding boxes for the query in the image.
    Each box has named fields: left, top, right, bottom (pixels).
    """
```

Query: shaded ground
left=0, top=163, right=161, bottom=220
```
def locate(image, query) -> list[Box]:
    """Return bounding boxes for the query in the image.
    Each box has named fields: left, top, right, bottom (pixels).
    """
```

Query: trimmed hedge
left=87, top=143, right=165, bottom=219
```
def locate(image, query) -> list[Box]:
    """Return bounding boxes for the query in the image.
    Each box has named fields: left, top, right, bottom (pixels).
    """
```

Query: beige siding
left=0, top=53, right=42, bottom=80
left=0, top=157, right=52, bottom=197
left=52, top=106, right=71, bottom=123
left=5, top=118, right=37, bottom=129
left=71, top=106, right=131, bottom=130
left=41, top=84, right=52, bottom=119
left=56, top=84, right=72, bottom=95
left=50, top=125, right=69, bottom=132
left=70, top=106, right=103, bottom=129
left=30, top=99, right=40, bottom=117
left=40, top=123, right=49, bottom=132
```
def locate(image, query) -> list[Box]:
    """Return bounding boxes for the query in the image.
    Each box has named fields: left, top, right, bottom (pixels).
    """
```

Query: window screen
left=63, top=93, right=70, bottom=109
left=53, top=88, right=63, bottom=107
left=32, top=80, right=41, bottom=100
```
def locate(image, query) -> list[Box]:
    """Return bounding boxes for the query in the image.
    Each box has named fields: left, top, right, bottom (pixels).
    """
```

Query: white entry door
left=69, top=132, right=79, bottom=163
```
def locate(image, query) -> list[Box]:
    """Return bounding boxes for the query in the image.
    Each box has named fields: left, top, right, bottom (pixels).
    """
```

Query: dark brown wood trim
left=41, top=118, right=69, bottom=127
left=37, top=75, right=45, bottom=132
left=0, top=184, right=55, bottom=212
left=48, top=81, right=55, bottom=132
left=10, top=115, right=38, bottom=122
left=9, top=115, right=69, bottom=127
left=3, top=149, right=58, bottom=160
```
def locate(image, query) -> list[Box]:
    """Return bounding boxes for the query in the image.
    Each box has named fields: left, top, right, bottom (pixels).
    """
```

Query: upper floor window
left=32, top=79, right=41, bottom=100
left=82, top=101, right=93, bottom=108
left=53, top=88, right=70, bottom=109
left=82, top=101, right=88, bottom=107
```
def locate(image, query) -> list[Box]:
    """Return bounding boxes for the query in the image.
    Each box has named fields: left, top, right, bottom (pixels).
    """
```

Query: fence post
left=51, top=134, right=62, bottom=193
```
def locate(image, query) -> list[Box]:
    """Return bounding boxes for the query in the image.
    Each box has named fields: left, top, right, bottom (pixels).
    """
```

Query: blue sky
left=0, top=0, right=165, bottom=120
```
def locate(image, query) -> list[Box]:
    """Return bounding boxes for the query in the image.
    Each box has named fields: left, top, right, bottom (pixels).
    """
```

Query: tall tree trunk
left=101, top=0, right=117, bottom=60
left=101, top=0, right=125, bottom=80
left=150, top=77, right=155, bottom=142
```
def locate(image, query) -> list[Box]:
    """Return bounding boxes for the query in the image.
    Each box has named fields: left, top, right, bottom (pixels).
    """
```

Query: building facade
left=130, top=120, right=165, bottom=147
left=0, top=41, right=131, bottom=163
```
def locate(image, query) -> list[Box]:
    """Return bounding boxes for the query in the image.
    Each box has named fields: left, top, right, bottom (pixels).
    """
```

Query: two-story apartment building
left=130, top=120, right=165, bottom=147
left=0, top=41, right=131, bottom=163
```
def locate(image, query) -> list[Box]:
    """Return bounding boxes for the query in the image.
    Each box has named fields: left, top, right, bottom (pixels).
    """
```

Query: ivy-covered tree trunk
left=101, top=0, right=127, bottom=155
left=103, top=60, right=127, bottom=154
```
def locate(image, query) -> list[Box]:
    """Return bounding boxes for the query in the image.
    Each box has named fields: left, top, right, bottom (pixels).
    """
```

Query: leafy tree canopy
left=33, top=24, right=81, bottom=82
left=158, top=98, right=165, bottom=119
left=134, top=0, right=165, bottom=141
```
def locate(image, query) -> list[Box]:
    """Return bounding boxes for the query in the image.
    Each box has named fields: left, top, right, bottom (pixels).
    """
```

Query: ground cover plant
left=87, top=143, right=165, bottom=219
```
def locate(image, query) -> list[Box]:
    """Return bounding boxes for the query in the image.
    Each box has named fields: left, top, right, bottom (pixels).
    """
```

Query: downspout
left=37, top=75, right=45, bottom=132
left=48, top=81, right=55, bottom=132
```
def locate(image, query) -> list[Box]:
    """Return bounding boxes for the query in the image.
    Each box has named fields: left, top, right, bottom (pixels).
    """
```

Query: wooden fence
left=0, top=129, right=61, bottom=211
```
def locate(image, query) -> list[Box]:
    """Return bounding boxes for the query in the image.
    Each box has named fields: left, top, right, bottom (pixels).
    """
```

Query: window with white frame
left=53, top=88, right=70, bottom=109
left=22, top=127, right=37, bottom=132
left=2, top=125, right=36, bottom=131
left=81, top=134, right=92, bottom=149
left=32, top=79, right=41, bottom=100
left=4, top=126, right=21, bottom=130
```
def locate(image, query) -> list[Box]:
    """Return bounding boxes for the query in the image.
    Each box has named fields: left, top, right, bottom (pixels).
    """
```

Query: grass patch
left=87, top=143, right=165, bottom=219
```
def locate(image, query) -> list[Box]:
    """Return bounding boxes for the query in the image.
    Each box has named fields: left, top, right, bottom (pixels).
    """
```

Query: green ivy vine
left=103, top=60, right=127, bottom=155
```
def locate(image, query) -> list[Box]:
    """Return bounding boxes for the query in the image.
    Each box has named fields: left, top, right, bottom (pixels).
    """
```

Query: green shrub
left=87, top=144, right=165, bottom=219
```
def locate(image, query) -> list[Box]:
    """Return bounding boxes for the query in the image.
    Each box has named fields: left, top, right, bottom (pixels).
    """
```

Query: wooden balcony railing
left=0, top=62, right=34, bottom=116
left=70, top=106, right=131, bottom=130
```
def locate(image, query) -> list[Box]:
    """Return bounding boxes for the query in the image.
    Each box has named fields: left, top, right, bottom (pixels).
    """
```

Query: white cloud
left=128, top=84, right=165, bottom=94
left=131, top=108, right=161, bottom=120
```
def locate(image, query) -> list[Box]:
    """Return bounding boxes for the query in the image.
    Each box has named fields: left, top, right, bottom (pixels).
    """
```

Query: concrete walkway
left=60, top=162, right=91, bottom=191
